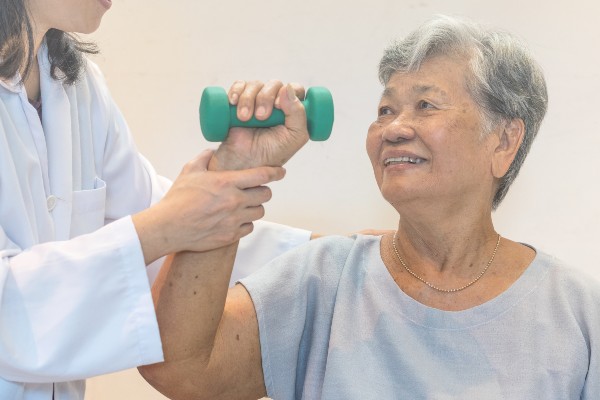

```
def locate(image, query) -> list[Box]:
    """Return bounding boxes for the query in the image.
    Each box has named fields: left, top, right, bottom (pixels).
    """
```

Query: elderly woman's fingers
left=274, top=82, right=305, bottom=108
left=278, top=84, right=309, bottom=140
left=227, top=80, right=307, bottom=123
left=255, top=80, right=285, bottom=121
left=227, top=80, right=247, bottom=105
left=290, top=82, right=306, bottom=100
left=235, top=80, right=265, bottom=121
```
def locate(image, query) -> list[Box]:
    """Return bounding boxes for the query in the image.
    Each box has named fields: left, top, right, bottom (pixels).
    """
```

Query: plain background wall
left=83, top=0, right=599, bottom=398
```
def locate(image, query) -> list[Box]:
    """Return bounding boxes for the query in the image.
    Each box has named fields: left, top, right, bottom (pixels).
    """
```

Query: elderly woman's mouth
left=384, top=156, right=426, bottom=166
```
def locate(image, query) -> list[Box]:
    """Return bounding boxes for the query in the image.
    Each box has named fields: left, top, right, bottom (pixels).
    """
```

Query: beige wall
left=84, top=0, right=600, bottom=398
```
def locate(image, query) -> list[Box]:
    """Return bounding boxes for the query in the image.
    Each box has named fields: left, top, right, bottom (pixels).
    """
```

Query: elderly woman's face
left=366, top=55, right=498, bottom=210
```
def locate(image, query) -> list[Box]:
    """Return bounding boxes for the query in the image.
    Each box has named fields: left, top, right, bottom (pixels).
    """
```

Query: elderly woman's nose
left=381, top=115, right=416, bottom=142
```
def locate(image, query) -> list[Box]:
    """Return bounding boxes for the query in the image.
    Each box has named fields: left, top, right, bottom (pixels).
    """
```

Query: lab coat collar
left=0, top=65, right=23, bottom=93
left=0, top=75, right=22, bottom=93
left=38, top=41, right=75, bottom=240
left=0, top=39, right=51, bottom=93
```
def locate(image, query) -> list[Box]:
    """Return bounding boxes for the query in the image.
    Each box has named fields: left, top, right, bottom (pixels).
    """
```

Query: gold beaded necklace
left=391, top=231, right=501, bottom=293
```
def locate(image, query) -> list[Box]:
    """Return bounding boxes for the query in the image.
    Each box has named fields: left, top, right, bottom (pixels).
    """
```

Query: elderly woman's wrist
left=208, top=149, right=253, bottom=171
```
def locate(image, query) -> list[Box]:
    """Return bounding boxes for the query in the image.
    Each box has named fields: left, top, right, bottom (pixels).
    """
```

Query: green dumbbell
left=199, top=86, right=334, bottom=142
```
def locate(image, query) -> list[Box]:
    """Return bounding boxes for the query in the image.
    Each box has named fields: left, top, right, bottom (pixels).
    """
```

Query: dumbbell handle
left=199, top=86, right=334, bottom=142
left=229, top=107, right=285, bottom=128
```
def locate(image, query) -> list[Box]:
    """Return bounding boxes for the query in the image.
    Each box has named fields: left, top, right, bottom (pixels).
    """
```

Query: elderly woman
left=139, top=16, right=600, bottom=399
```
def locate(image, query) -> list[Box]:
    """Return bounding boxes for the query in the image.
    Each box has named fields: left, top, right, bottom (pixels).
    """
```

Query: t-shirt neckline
left=361, top=235, right=552, bottom=330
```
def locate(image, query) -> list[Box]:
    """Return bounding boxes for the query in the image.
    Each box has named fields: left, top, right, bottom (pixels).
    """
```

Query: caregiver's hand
left=209, top=80, right=310, bottom=171
left=132, top=149, right=285, bottom=264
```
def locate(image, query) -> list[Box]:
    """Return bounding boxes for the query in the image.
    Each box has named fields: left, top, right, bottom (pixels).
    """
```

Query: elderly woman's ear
left=491, top=118, right=526, bottom=178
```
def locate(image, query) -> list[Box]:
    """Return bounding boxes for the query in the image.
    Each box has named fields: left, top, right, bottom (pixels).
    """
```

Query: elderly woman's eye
left=378, top=107, right=392, bottom=116
left=418, top=100, right=435, bottom=110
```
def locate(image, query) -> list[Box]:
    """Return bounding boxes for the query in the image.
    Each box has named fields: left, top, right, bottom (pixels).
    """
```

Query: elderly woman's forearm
left=139, top=245, right=238, bottom=398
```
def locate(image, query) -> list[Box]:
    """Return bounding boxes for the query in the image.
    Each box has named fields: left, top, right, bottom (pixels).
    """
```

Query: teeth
left=384, top=156, right=424, bottom=166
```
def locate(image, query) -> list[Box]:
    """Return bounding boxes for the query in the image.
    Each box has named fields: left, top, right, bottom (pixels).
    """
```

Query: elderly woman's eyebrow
left=412, top=84, right=448, bottom=98
left=380, top=84, right=448, bottom=100
left=380, top=87, right=395, bottom=100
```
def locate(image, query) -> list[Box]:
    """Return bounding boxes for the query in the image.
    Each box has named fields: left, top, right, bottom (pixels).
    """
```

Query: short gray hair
left=379, top=15, right=548, bottom=209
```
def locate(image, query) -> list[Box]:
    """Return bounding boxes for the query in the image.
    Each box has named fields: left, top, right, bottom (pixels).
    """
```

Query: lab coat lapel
left=39, top=47, right=73, bottom=241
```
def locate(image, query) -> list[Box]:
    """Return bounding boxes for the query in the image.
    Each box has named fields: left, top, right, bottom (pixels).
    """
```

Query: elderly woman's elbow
left=137, top=363, right=174, bottom=398
left=138, top=362, right=209, bottom=400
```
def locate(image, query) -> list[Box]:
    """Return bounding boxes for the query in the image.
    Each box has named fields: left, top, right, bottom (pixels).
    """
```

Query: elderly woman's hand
left=209, top=80, right=310, bottom=171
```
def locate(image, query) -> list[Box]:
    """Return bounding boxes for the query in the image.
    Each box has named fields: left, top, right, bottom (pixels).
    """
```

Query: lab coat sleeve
left=0, top=217, right=163, bottom=383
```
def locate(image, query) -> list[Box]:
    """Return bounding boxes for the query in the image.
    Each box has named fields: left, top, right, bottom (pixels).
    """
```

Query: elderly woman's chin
left=378, top=182, right=424, bottom=210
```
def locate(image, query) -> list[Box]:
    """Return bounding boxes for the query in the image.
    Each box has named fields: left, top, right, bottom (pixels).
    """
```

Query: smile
left=384, top=156, right=425, bottom=166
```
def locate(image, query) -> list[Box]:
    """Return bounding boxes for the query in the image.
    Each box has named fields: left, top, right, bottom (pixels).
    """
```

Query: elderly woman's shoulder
left=287, top=233, right=381, bottom=272
left=307, top=233, right=380, bottom=254
left=241, top=234, right=377, bottom=294
left=535, top=249, right=600, bottom=301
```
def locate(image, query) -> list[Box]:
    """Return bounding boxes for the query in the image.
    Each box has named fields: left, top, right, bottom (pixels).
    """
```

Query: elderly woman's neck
left=395, top=205, right=497, bottom=272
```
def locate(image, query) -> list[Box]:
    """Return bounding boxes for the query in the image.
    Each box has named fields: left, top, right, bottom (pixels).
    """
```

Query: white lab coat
left=0, top=43, right=310, bottom=399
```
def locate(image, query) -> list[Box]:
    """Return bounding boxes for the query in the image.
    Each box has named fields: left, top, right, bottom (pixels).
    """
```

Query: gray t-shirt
left=240, top=234, right=600, bottom=399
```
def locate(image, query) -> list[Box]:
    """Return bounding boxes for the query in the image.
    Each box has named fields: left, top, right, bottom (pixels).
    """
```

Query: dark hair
left=0, top=0, right=98, bottom=85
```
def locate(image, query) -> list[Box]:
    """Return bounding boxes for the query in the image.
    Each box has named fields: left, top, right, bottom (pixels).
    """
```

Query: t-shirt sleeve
left=239, top=235, right=354, bottom=399
left=574, top=273, right=600, bottom=399
left=231, top=220, right=311, bottom=286
left=546, top=258, right=600, bottom=399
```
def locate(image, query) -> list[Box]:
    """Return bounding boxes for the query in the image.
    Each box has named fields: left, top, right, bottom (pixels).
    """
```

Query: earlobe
left=492, top=118, right=525, bottom=178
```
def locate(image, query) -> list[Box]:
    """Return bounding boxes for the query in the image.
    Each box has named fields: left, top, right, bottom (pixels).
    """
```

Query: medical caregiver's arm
left=89, top=63, right=278, bottom=265
left=0, top=63, right=283, bottom=384
left=132, top=150, right=284, bottom=265
left=139, top=82, right=309, bottom=400
left=0, top=61, right=166, bottom=382
left=96, top=64, right=315, bottom=286
left=0, top=218, right=163, bottom=383
left=0, top=160, right=283, bottom=384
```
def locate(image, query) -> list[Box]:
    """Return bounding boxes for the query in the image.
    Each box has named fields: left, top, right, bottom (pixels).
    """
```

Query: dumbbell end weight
left=304, top=87, right=334, bottom=141
left=199, top=87, right=231, bottom=142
